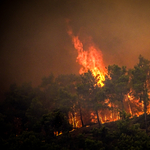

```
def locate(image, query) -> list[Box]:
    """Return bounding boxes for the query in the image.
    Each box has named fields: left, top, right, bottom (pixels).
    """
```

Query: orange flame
left=67, top=28, right=106, bottom=86
left=67, top=23, right=150, bottom=127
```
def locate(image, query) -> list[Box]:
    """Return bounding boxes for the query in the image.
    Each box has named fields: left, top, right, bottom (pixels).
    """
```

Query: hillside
left=62, top=114, right=150, bottom=150
left=70, top=114, right=150, bottom=136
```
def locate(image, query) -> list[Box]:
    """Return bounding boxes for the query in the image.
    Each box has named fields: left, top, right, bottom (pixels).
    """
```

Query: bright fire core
left=67, top=27, right=150, bottom=128
left=68, top=29, right=106, bottom=86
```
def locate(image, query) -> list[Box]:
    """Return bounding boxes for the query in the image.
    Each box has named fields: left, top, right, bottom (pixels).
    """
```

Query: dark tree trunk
left=143, top=84, right=148, bottom=132
left=95, top=109, right=101, bottom=128
left=111, top=102, right=114, bottom=120
left=72, top=112, right=75, bottom=128
left=128, top=97, right=133, bottom=116
left=121, top=98, right=125, bottom=111
left=79, top=107, right=84, bottom=127
left=144, top=100, right=148, bottom=132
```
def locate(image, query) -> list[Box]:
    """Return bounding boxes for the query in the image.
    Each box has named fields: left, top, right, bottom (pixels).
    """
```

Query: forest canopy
left=1, top=55, right=150, bottom=150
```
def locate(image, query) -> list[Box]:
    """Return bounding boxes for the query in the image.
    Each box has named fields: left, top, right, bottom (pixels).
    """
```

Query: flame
left=54, top=131, right=62, bottom=136
left=68, top=92, right=150, bottom=128
left=68, top=112, right=82, bottom=128
left=67, top=28, right=106, bottom=86
left=67, top=23, right=150, bottom=128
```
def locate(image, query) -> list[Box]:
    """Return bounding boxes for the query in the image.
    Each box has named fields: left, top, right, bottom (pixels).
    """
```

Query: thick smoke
left=0, top=0, right=150, bottom=98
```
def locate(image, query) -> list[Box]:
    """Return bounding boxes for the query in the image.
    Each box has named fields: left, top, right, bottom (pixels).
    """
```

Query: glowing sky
left=1, top=0, right=150, bottom=98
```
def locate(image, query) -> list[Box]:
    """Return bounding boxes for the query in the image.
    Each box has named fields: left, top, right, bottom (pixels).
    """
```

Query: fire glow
left=67, top=28, right=106, bottom=86
left=67, top=26, right=150, bottom=128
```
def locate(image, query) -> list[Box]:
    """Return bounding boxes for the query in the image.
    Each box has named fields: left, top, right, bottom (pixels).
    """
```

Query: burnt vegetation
left=1, top=55, right=150, bottom=150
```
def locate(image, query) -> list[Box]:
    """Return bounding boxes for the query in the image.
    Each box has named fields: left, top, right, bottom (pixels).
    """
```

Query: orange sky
left=0, top=0, right=150, bottom=98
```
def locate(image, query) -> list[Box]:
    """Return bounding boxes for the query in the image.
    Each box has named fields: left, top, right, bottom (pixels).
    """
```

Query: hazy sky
left=1, top=0, right=150, bottom=98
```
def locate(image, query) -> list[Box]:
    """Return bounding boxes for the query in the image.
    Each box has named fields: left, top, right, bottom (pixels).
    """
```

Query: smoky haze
left=1, top=0, right=150, bottom=98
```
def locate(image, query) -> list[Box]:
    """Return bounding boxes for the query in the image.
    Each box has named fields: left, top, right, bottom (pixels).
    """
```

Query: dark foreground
left=1, top=113, right=150, bottom=150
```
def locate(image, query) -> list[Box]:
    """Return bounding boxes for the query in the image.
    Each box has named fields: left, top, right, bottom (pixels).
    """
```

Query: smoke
left=0, top=0, right=150, bottom=98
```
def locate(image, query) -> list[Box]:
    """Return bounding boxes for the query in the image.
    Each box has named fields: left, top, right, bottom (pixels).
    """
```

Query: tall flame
left=67, top=28, right=106, bottom=86
left=67, top=24, right=150, bottom=128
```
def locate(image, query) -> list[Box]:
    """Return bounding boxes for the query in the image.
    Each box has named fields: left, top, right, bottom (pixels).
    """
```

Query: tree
left=77, top=70, right=106, bottom=127
left=41, top=110, right=72, bottom=138
left=40, top=73, right=58, bottom=110
left=104, top=65, right=129, bottom=114
left=54, top=88, right=76, bottom=118
left=3, top=83, right=36, bottom=135
left=130, top=55, right=150, bottom=132
left=55, top=74, right=82, bottom=128
left=55, top=74, right=80, bottom=94
left=25, top=98, right=47, bottom=131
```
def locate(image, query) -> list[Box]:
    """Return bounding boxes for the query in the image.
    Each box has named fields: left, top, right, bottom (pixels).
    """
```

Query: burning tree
left=66, top=23, right=150, bottom=127
left=130, top=55, right=150, bottom=132
left=104, top=65, right=130, bottom=119
left=77, top=70, right=106, bottom=127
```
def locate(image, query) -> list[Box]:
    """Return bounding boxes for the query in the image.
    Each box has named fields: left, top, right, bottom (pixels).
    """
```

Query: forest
left=1, top=55, right=150, bottom=150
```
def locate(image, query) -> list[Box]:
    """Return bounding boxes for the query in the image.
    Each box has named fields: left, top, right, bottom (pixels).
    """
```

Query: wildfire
left=67, top=28, right=106, bottom=86
left=67, top=23, right=150, bottom=128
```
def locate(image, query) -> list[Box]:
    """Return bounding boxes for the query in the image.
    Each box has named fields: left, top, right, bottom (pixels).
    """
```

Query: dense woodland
left=1, top=55, right=150, bottom=150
